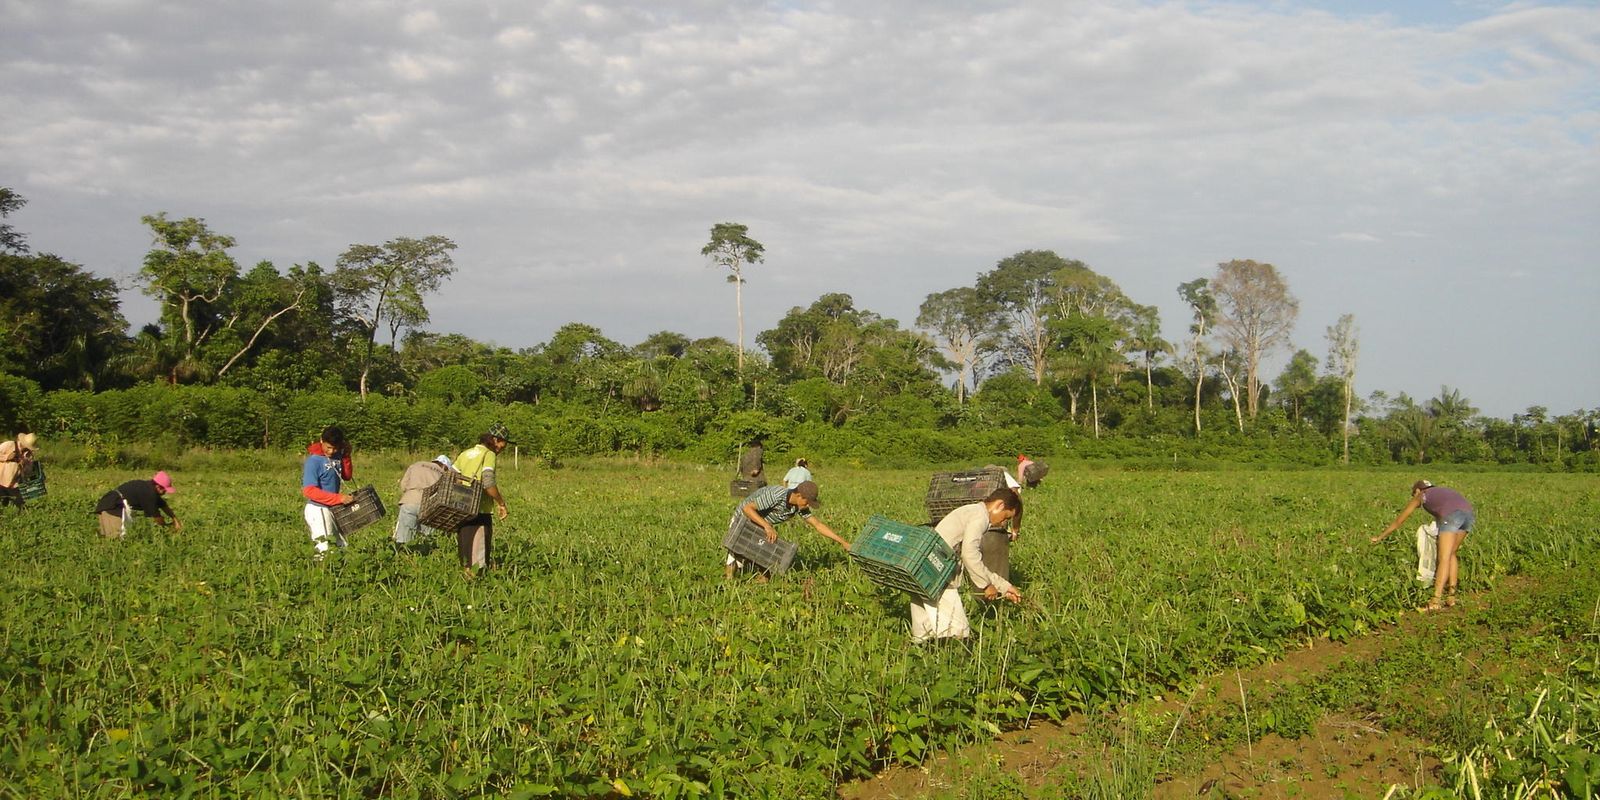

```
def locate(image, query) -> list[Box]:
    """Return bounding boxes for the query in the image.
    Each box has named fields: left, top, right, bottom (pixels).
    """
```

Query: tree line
left=1, top=189, right=1594, bottom=468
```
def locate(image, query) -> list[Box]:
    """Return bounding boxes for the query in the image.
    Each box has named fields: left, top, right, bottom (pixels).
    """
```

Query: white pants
left=909, top=583, right=971, bottom=642
left=305, top=503, right=345, bottom=555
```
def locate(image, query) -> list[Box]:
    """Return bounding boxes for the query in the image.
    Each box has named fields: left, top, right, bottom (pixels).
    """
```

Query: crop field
left=1, top=457, right=1595, bottom=798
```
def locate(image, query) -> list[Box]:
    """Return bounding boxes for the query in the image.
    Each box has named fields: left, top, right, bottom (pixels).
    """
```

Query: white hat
left=434, top=455, right=454, bottom=468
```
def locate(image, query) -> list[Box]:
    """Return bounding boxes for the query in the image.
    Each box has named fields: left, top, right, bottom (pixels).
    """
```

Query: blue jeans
left=1438, top=509, right=1475, bottom=533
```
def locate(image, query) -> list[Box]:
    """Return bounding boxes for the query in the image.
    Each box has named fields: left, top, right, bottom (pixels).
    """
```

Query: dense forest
left=1, top=188, right=1594, bottom=468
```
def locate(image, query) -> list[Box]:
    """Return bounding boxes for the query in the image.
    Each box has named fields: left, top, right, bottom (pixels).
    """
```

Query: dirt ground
left=838, top=584, right=1526, bottom=800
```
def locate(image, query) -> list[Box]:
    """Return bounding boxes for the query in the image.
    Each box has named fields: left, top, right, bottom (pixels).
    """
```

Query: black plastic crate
left=331, top=485, right=386, bottom=535
left=924, top=467, right=1006, bottom=524
left=721, top=513, right=798, bottom=574
left=730, top=478, right=767, bottom=498
left=419, top=473, right=482, bottom=530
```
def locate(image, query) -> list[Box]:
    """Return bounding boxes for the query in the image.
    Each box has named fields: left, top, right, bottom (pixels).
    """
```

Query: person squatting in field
left=1371, top=480, right=1476, bottom=612
left=302, top=426, right=356, bottom=558
left=94, top=471, right=181, bottom=538
left=724, top=480, right=849, bottom=580
left=912, top=487, right=1023, bottom=643
left=454, top=423, right=512, bottom=577
left=394, top=455, right=455, bottom=546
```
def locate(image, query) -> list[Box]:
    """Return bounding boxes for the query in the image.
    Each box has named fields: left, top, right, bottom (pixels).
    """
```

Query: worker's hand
left=1369, top=532, right=1386, bottom=543
left=171, top=519, right=184, bottom=532
left=764, top=525, right=778, bottom=544
left=983, top=585, right=999, bottom=601
left=1008, top=531, right=1020, bottom=542
left=1002, top=587, right=1022, bottom=603
left=496, top=502, right=508, bottom=521
left=338, top=494, right=354, bottom=505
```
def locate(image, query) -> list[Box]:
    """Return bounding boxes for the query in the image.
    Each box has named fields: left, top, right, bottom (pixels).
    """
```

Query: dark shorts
left=458, top=513, right=493, bottom=568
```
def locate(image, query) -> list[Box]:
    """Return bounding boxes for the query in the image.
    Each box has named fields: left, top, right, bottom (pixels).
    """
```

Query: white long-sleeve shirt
left=932, top=502, right=1014, bottom=594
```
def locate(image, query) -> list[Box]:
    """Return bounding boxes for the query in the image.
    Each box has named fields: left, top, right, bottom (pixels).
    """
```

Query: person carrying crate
left=724, top=480, right=849, bottom=580
left=394, top=455, right=454, bottom=546
left=912, top=487, right=1023, bottom=643
left=302, top=425, right=355, bottom=559
left=454, top=423, right=512, bottom=577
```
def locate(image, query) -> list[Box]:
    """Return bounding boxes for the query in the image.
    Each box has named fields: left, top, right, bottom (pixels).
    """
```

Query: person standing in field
left=738, top=439, right=765, bottom=485
left=782, top=457, right=812, bottom=488
left=454, top=424, right=512, bottom=577
left=725, top=480, right=849, bottom=580
left=307, top=426, right=354, bottom=482
left=912, top=487, right=1024, bottom=642
left=1371, top=480, right=1476, bottom=611
left=94, top=471, right=182, bottom=537
left=302, top=426, right=355, bottom=559
left=394, top=455, right=454, bottom=547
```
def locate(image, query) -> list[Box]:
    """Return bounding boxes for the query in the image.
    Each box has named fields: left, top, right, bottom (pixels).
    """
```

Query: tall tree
left=1210, top=259, right=1299, bottom=419
left=1124, top=304, right=1169, bottom=411
left=977, top=250, right=1080, bottom=385
left=916, top=286, right=995, bottom=404
left=1325, top=313, right=1359, bottom=463
left=0, top=187, right=29, bottom=254
left=138, top=213, right=240, bottom=376
left=1051, top=313, right=1127, bottom=437
left=0, top=251, right=127, bottom=390
left=701, top=222, right=765, bottom=376
left=1177, top=278, right=1217, bottom=434
left=332, top=235, right=457, bottom=400
left=1274, top=349, right=1319, bottom=424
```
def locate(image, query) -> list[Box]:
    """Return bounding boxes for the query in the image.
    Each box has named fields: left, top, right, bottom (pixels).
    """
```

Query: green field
left=1, top=458, right=1595, bottom=798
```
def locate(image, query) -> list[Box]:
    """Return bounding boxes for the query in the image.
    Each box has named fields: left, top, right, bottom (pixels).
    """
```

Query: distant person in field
left=454, top=424, right=512, bottom=577
left=302, top=425, right=355, bottom=559
left=737, top=439, right=765, bottom=485
left=912, top=487, right=1023, bottom=642
left=724, top=480, right=849, bottom=580
left=94, top=471, right=182, bottom=538
left=783, top=457, right=813, bottom=489
left=1371, top=480, right=1476, bottom=611
left=974, top=455, right=1046, bottom=582
left=394, top=455, right=454, bottom=547
left=0, top=439, right=22, bottom=510
left=13, top=431, right=43, bottom=503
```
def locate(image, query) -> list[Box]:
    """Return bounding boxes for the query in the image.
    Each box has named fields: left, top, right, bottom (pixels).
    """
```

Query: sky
left=2, top=0, right=1596, bottom=419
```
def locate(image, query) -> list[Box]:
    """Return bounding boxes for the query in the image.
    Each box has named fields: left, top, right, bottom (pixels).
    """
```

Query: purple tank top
left=1421, top=487, right=1472, bottom=519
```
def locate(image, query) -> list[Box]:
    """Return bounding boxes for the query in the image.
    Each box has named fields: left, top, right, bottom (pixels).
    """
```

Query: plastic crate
left=18, top=462, right=46, bottom=501
left=331, top=485, right=386, bottom=536
left=850, top=515, right=958, bottom=601
left=721, top=513, right=798, bottom=574
left=923, top=467, right=1006, bottom=524
left=729, top=478, right=767, bottom=498
left=419, top=473, right=482, bottom=530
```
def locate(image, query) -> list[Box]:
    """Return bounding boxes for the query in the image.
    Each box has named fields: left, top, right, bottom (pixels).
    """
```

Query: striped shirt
left=739, top=483, right=811, bottom=525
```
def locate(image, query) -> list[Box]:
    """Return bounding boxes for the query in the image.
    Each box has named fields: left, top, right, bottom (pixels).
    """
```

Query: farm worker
left=1017, top=453, right=1048, bottom=489
left=973, top=459, right=1040, bottom=582
left=302, top=425, right=355, bottom=558
left=1370, top=480, right=1476, bottom=612
left=453, top=423, right=512, bottom=576
left=724, top=480, right=849, bottom=580
left=394, top=455, right=454, bottom=546
left=93, top=471, right=182, bottom=538
left=737, top=439, right=765, bottom=485
left=0, top=439, right=21, bottom=510
left=782, top=457, right=813, bottom=489
left=13, top=431, right=44, bottom=503
left=307, top=426, right=354, bottom=481
left=912, top=487, right=1023, bottom=643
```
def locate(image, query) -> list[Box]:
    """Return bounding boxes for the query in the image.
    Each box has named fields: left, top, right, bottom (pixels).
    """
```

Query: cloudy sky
left=3, top=0, right=1596, bottom=418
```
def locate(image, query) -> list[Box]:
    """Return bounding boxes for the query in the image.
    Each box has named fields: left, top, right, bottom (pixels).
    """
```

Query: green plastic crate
left=923, top=467, right=1006, bottom=524
left=850, top=515, right=958, bottom=600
